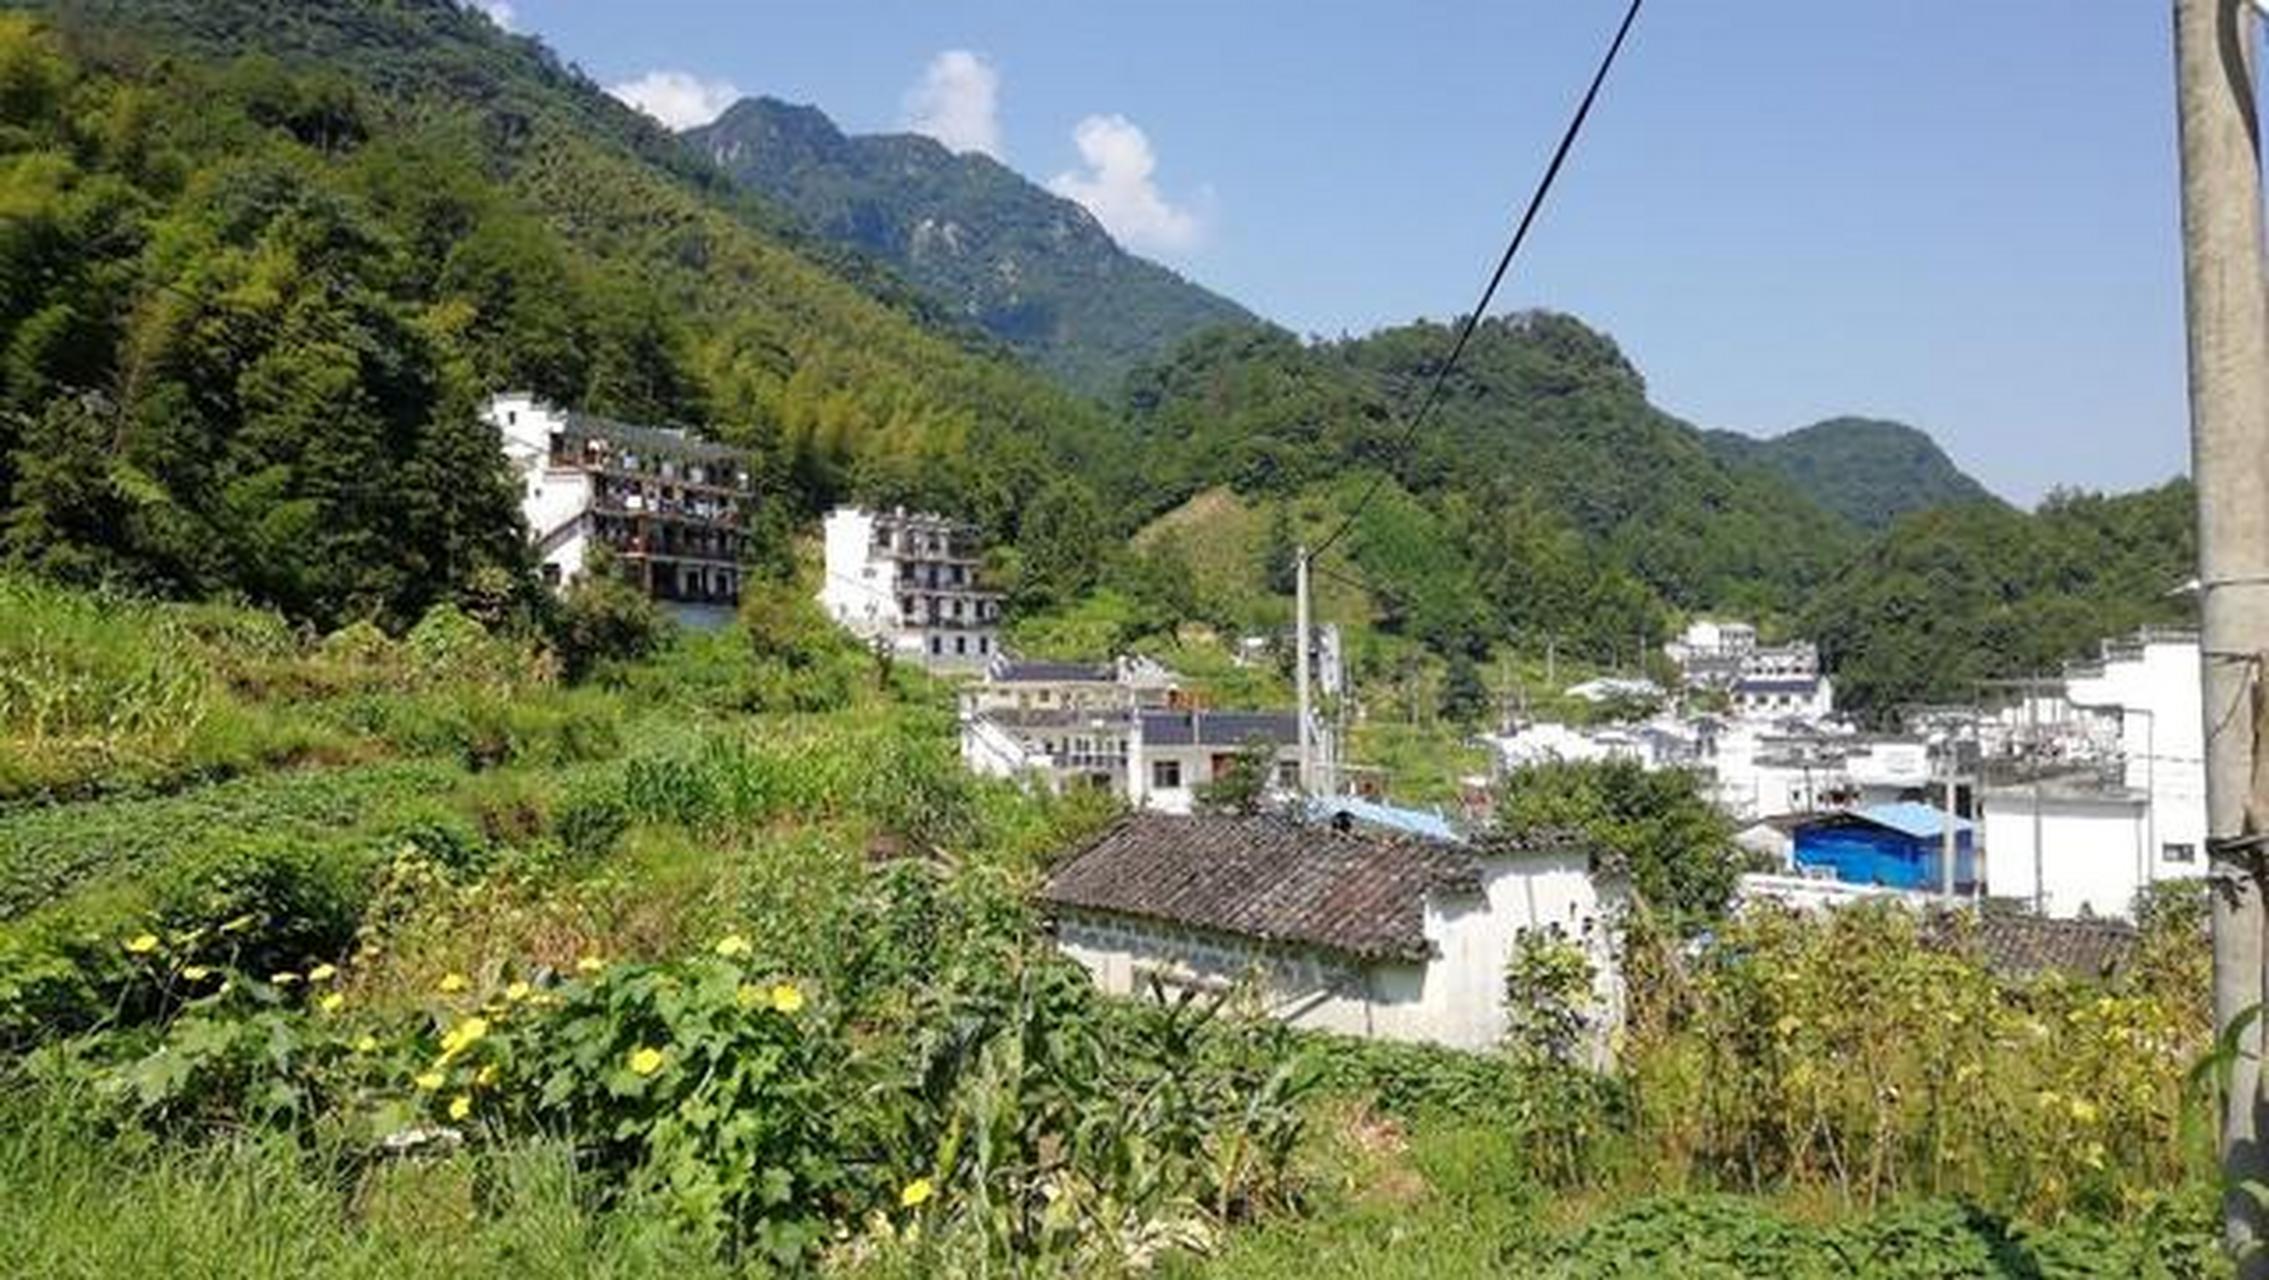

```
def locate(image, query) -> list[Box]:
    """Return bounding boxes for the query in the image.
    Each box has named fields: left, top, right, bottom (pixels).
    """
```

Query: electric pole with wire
left=2174, top=0, right=2269, bottom=1260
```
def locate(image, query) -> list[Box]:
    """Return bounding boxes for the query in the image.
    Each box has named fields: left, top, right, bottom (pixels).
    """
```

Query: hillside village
left=0, top=4, right=2244, bottom=1277
left=490, top=383, right=2203, bottom=1069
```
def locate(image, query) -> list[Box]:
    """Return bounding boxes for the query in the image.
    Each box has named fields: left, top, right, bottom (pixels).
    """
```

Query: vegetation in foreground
left=0, top=574, right=2227, bottom=1277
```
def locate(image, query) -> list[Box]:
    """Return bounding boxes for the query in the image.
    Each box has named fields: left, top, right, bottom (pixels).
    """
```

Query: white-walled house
left=1042, top=813, right=1625, bottom=1058
left=818, top=505, right=1003, bottom=671
left=1982, top=775, right=2157, bottom=919
left=1127, top=710, right=1304, bottom=815
left=1979, top=630, right=2206, bottom=920
left=957, top=656, right=1183, bottom=793
left=483, top=393, right=753, bottom=620
left=1732, top=673, right=1835, bottom=720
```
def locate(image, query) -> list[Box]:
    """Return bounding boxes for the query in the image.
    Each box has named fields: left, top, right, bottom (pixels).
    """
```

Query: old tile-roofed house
left=1042, top=812, right=1477, bottom=962
left=1042, top=811, right=1626, bottom=1054
left=1956, top=912, right=2137, bottom=981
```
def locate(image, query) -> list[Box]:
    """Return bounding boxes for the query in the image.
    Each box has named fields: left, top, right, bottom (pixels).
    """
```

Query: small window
left=955, top=635, right=967, bottom=655
left=2163, top=842, right=2197, bottom=864
left=930, top=635, right=942, bottom=655
left=1152, top=759, right=1183, bottom=789
left=978, top=636, right=990, bottom=655
left=1276, top=761, right=1299, bottom=788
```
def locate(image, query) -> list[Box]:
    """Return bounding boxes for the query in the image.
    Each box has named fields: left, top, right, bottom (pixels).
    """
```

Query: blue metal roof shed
left=1303, top=795, right=1465, bottom=844
left=1793, top=803, right=1975, bottom=892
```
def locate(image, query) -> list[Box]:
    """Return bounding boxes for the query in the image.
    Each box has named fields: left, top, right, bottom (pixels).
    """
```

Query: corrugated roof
left=1838, top=801, right=1974, bottom=840
left=1141, top=710, right=1299, bottom=748
left=1041, top=813, right=1479, bottom=961
left=1304, top=795, right=1464, bottom=844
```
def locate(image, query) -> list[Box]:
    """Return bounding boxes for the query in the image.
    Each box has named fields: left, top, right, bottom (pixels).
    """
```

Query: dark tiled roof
left=994, top=659, right=1116, bottom=683
left=560, top=408, right=744, bottom=463
left=1940, top=912, right=2137, bottom=981
left=978, top=708, right=1125, bottom=731
left=1737, top=678, right=1822, bottom=695
left=1041, top=813, right=1479, bottom=961
left=1141, top=710, right=1299, bottom=747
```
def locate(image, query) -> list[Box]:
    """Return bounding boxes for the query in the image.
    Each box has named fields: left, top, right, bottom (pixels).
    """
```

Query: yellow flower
left=475, top=1063, right=499, bottom=1088
left=627, top=1045, right=665, bottom=1076
left=270, top=972, right=300, bottom=986
left=124, top=933, right=160, bottom=955
left=2069, top=1098, right=2101, bottom=1125
left=181, top=965, right=211, bottom=982
left=448, top=1094, right=472, bottom=1121
left=714, top=934, right=753, bottom=959
left=504, top=980, right=531, bottom=1002
left=900, top=1177, right=935, bottom=1208
left=354, top=1034, right=379, bottom=1054
left=437, top=973, right=469, bottom=994
left=438, top=1016, right=490, bottom=1062
left=576, top=956, right=606, bottom=975
left=318, top=992, right=346, bottom=1014
left=308, top=963, right=338, bottom=983
left=414, top=1070, right=446, bottom=1092
left=769, top=983, right=805, bottom=1015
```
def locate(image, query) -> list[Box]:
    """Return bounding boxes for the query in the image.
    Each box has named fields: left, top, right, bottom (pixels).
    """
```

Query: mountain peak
left=685, top=97, right=1259, bottom=395
left=1703, top=416, right=1998, bottom=531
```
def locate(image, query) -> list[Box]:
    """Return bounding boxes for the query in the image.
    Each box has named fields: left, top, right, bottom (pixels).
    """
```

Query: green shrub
left=552, top=774, right=629, bottom=861
left=148, top=835, right=379, bottom=977
left=554, top=571, right=671, bottom=682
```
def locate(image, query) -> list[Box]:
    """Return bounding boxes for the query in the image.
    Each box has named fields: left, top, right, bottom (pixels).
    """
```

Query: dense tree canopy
left=0, top=5, right=1134, bottom=626
left=1801, top=482, right=2196, bottom=719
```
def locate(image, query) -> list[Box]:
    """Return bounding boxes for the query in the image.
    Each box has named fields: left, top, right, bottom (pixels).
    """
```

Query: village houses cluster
left=487, top=392, right=2198, bottom=1060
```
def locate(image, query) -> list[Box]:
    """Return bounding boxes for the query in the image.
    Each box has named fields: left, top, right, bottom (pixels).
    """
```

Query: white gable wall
left=1422, top=850, right=1625, bottom=1060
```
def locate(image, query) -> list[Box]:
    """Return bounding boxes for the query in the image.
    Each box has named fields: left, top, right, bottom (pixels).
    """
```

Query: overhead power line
left=1306, top=0, right=1645, bottom=564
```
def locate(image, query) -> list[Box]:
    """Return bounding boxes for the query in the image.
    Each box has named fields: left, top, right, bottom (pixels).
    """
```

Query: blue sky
left=494, top=1, right=2195, bottom=505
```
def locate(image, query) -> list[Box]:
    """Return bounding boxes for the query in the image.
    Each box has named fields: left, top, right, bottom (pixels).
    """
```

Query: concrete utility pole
left=1940, top=741, right=1959, bottom=898
left=1295, top=545, right=1314, bottom=794
left=2174, top=0, right=2269, bottom=1259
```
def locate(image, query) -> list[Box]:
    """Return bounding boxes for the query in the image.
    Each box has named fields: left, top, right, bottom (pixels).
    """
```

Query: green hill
left=1115, top=315, right=1864, bottom=663
left=1704, top=416, right=1998, bottom=531
left=1800, top=480, right=2195, bottom=717
left=0, top=1, right=1134, bottom=625
left=686, top=96, right=1261, bottom=396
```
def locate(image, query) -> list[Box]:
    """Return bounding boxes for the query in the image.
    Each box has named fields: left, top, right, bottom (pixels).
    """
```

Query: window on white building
left=1152, top=759, right=1182, bottom=789
left=2164, top=842, right=2197, bottom=863
left=929, top=635, right=942, bottom=655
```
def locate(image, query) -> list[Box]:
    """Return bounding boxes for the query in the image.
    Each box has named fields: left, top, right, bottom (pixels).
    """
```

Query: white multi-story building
left=819, top=505, right=1003, bottom=671
left=1728, top=642, right=1835, bottom=720
left=484, top=393, right=753, bottom=618
left=958, top=656, right=1182, bottom=792
left=1665, top=618, right=1758, bottom=689
left=1129, top=710, right=1305, bottom=815
left=1982, top=629, right=2206, bottom=919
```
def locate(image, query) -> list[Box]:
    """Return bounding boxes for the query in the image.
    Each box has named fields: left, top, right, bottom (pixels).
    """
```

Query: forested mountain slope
left=1705, top=416, right=1998, bottom=531
left=688, top=96, right=1259, bottom=396
left=1114, top=315, right=1865, bottom=660
left=1801, top=481, right=2196, bottom=716
left=0, top=1, right=1135, bottom=625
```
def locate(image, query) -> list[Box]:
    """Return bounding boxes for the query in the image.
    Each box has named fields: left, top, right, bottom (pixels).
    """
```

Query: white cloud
left=1048, top=114, right=1206, bottom=255
left=607, top=70, right=742, bottom=131
left=470, top=0, right=515, bottom=30
left=901, top=50, right=1003, bottom=159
